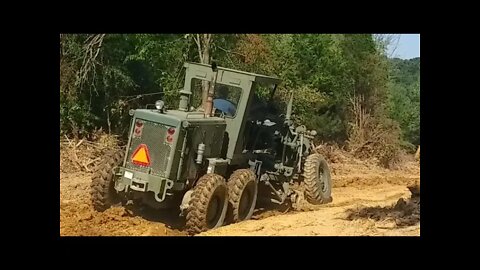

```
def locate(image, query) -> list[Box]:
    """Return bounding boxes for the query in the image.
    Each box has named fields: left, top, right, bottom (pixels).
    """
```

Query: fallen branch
left=82, top=163, right=92, bottom=172
left=73, top=151, right=80, bottom=164
left=75, top=139, right=84, bottom=148
left=64, top=135, right=72, bottom=146
left=84, top=157, right=101, bottom=167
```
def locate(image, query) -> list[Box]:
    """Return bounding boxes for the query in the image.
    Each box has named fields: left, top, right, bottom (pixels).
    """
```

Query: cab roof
left=184, top=62, right=282, bottom=85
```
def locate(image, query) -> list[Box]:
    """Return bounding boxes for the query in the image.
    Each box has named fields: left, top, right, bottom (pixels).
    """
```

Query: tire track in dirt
left=198, top=184, right=418, bottom=236
left=60, top=172, right=187, bottom=236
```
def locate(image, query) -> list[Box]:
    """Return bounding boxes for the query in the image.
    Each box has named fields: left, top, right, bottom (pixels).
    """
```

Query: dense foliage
left=387, top=57, right=420, bottom=147
left=60, top=34, right=420, bottom=166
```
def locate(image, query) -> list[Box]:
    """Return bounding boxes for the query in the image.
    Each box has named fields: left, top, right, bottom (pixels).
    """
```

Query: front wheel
left=302, top=153, right=332, bottom=205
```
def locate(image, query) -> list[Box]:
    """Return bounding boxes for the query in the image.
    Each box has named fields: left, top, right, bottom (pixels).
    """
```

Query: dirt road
left=60, top=156, right=420, bottom=236
left=199, top=184, right=419, bottom=236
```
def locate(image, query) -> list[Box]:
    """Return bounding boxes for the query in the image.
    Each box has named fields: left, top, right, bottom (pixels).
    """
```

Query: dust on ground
left=60, top=139, right=420, bottom=236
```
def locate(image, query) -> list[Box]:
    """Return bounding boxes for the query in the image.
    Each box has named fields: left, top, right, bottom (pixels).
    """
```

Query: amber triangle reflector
left=131, top=144, right=151, bottom=166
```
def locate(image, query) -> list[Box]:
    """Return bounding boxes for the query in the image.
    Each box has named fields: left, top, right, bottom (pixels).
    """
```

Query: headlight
left=155, top=100, right=165, bottom=110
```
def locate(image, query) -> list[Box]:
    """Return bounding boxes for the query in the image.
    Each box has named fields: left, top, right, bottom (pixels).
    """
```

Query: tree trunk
left=201, top=34, right=211, bottom=108
left=193, top=34, right=213, bottom=109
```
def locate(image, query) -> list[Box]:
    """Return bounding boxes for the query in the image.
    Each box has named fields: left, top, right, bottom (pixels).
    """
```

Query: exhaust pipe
left=204, top=62, right=218, bottom=118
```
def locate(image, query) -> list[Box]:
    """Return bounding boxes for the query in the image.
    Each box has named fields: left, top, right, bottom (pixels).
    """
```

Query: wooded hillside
left=60, top=34, right=420, bottom=168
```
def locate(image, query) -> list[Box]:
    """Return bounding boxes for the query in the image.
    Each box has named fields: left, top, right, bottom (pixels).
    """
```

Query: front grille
left=126, top=119, right=173, bottom=177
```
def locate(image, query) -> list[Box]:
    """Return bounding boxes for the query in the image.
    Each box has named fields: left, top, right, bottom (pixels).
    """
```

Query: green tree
left=387, top=57, right=420, bottom=147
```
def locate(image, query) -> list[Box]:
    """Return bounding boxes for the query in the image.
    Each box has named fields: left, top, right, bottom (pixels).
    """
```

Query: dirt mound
left=407, top=179, right=420, bottom=195
left=333, top=174, right=419, bottom=188
left=60, top=200, right=186, bottom=236
left=60, top=171, right=186, bottom=236
left=315, top=144, right=349, bottom=164
left=316, top=144, right=420, bottom=188
left=345, top=191, right=420, bottom=228
left=330, top=157, right=419, bottom=188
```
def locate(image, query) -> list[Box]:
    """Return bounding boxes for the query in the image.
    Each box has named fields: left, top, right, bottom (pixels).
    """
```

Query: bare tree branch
left=374, top=34, right=400, bottom=58
left=93, top=34, right=105, bottom=59
left=216, top=45, right=246, bottom=58
left=76, top=34, right=106, bottom=90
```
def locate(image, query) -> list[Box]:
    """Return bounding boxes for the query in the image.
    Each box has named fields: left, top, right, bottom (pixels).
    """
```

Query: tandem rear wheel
left=184, top=169, right=258, bottom=235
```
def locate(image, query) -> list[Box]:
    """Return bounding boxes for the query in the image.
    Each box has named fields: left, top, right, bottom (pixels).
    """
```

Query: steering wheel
left=212, top=107, right=226, bottom=118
